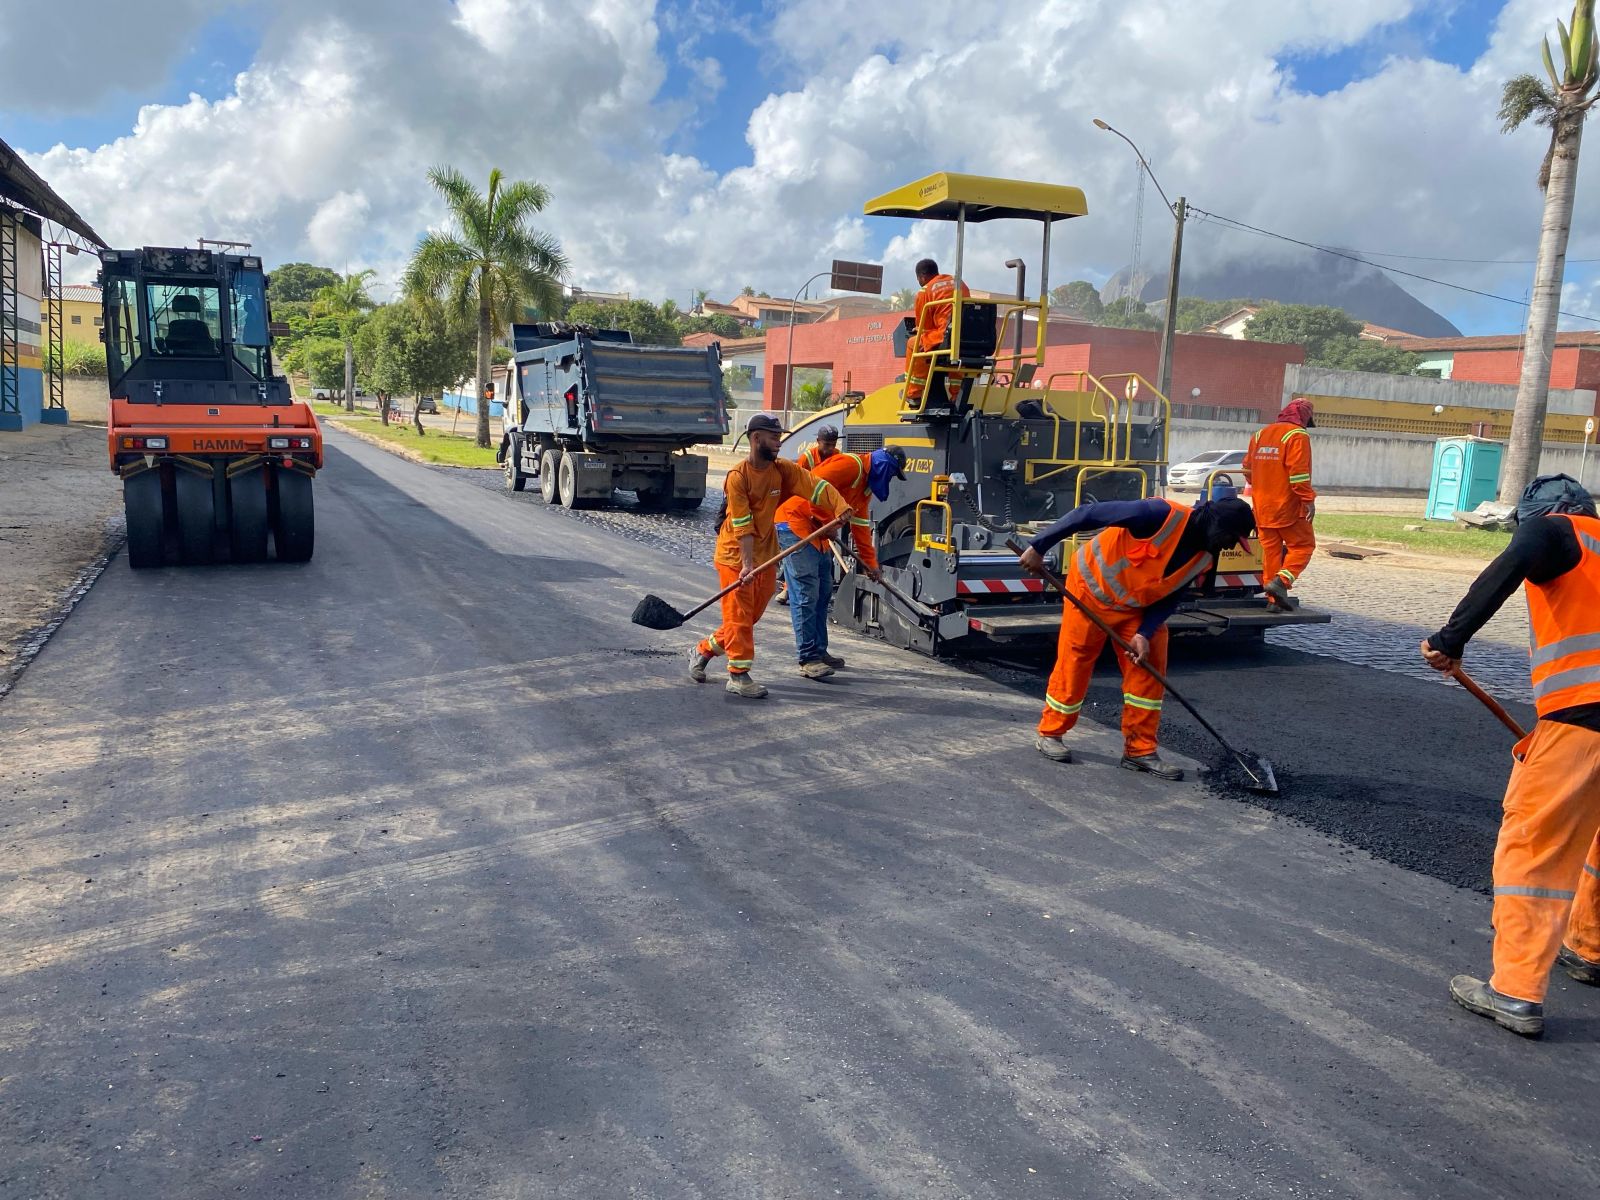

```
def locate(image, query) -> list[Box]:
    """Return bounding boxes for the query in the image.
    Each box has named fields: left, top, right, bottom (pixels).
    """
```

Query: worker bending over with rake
left=1017, top=495, right=1257, bottom=780
left=689, top=413, right=852, bottom=699
left=774, top=445, right=906, bottom=678
left=1422, top=473, right=1600, bottom=1039
left=1244, top=398, right=1317, bottom=607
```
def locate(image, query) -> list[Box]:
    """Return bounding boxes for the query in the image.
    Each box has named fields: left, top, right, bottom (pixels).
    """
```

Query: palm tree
left=313, top=270, right=376, bottom=412
left=405, top=166, right=567, bottom=448
left=1498, top=1, right=1600, bottom=502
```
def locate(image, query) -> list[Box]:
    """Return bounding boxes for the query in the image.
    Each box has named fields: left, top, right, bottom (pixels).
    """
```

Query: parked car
left=1167, top=449, right=1246, bottom=491
left=416, top=395, right=439, bottom=414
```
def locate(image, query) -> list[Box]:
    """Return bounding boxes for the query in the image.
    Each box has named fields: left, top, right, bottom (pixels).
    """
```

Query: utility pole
left=1155, top=196, right=1186, bottom=405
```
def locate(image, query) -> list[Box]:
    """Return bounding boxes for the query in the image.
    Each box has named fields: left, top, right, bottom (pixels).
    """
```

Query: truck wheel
left=273, top=468, right=315, bottom=562
left=557, top=452, right=599, bottom=509
left=174, top=467, right=216, bottom=564
left=124, top=469, right=166, bottom=568
left=504, top=436, right=527, bottom=492
left=667, top=494, right=704, bottom=512
left=228, top=467, right=270, bottom=563
left=539, top=449, right=561, bottom=504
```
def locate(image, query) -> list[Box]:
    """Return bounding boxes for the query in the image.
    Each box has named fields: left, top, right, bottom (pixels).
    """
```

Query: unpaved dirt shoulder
left=0, top=424, right=123, bottom=696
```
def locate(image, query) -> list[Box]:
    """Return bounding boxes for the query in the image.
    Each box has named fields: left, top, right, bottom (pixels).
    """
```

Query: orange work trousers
left=698, top=564, right=777, bottom=675
left=1489, top=720, right=1600, bottom=1003
left=1259, top=518, right=1315, bottom=591
left=1038, top=597, right=1168, bottom=758
left=904, top=336, right=958, bottom=403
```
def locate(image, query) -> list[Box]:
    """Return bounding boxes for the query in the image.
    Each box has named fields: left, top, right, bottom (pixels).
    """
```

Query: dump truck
left=102, top=245, right=321, bottom=567
left=783, top=172, right=1329, bottom=656
left=496, top=323, right=726, bottom=509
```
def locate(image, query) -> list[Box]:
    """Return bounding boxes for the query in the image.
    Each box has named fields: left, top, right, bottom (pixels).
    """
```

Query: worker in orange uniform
left=688, top=413, right=852, bottom=699
left=1244, top=398, right=1317, bottom=608
left=774, top=446, right=906, bottom=678
left=1017, top=495, right=1257, bottom=778
left=777, top=425, right=841, bottom=607
left=1422, top=474, right=1600, bottom=1039
left=904, top=258, right=970, bottom=405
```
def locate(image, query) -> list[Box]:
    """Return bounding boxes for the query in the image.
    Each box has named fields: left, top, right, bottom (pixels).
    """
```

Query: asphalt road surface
left=3, top=431, right=1596, bottom=1199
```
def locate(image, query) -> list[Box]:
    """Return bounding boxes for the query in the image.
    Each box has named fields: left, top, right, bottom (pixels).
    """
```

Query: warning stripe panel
left=956, top=578, right=1046, bottom=595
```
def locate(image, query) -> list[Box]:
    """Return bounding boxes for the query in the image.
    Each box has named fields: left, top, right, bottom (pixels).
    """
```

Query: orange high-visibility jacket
left=1528, top=513, right=1600, bottom=717
left=914, top=274, right=971, bottom=351
left=797, top=443, right=835, bottom=473
left=715, top=458, right=849, bottom=571
left=1244, top=421, right=1316, bottom=528
left=1070, top=500, right=1211, bottom=613
left=774, top=450, right=879, bottom=571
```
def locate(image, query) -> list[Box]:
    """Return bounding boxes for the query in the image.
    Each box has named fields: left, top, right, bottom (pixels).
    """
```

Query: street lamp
left=781, top=259, right=884, bottom=424
left=783, top=269, right=831, bottom=425
left=1093, top=118, right=1187, bottom=407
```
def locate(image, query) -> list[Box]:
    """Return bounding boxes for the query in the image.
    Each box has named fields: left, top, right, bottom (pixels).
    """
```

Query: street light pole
left=783, top=269, right=830, bottom=426
left=1093, top=118, right=1186, bottom=403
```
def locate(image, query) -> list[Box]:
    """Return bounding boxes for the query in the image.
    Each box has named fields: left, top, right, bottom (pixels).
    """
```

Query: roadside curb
left=326, top=419, right=499, bottom=470
left=0, top=514, right=125, bottom=703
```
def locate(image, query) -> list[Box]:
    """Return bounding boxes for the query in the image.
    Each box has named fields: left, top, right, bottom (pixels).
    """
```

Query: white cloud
left=16, top=0, right=1599, bottom=330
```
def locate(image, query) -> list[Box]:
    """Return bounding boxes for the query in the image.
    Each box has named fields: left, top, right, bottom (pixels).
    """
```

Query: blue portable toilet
left=1427, top=437, right=1504, bottom=521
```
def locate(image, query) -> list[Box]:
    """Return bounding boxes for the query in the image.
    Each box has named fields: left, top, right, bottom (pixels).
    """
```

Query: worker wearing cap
left=1421, top=473, right=1600, bottom=1039
left=1017, top=495, right=1257, bottom=778
left=797, top=426, right=840, bottom=472
left=774, top=446, right=904, bottom=678
left=1244, top=398, right=1317, bottom=608
left=904, top=258, right=970, bottom=405
left=689, top=413, right=852, bottom=699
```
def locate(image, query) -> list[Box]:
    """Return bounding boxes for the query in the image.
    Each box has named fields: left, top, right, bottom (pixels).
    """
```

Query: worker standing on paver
left=1244, top=398, right=1317, bottom=608
left=1421, top=473, right=1600, bottom=1039
left=904, top=258, right=970, bottom=405
left=1016, top=495, right=1256, bottom=779
left=689, top=413, right=852, bottom=699
left=774, top=446, right=905, bottom=678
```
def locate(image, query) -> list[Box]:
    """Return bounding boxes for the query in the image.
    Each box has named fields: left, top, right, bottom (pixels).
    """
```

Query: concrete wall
left=1168, top=417, right=1598, bottom=491
left=1283, top=364, right=1596, bottom=416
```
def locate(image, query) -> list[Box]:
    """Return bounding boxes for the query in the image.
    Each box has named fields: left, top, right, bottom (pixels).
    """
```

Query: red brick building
left=1393, top=332, right=1600, bottom=404
left=761, top=311, right=1304, bottom=420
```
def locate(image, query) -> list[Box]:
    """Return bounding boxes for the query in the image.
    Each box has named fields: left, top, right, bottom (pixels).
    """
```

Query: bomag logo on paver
left=195, top=438, right=249, bottom=452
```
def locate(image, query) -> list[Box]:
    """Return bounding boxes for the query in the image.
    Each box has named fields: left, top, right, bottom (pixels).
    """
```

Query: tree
left=284, top=336, right=346, bottom=394
left=740, top=285, right=756, bottom=296
left=357, top=300, right=475, bottom=432
left=1050, top=280, right=1104, bottom=320
left=268, top=262, right=341, bottom=302
left=675, top=311, right=745, bottom=340
left=887, top=285, right=919, bottom=310
left=1497, top=1, right=1600, bottom=500
left=567, top=298, right=680, bottom=346
left=405, top=165, right=567, bottom=448
left=1096, top=304, right=1162, bottom=331
left=313, top=269, right=377, bottom=411
left=1172, top=296, right=1256, bottom=332
left=1243, top=303, right=1363, bottom=358
left=793, top=369, right=832, bottom=411
left=1316, top=337, right=1423, bottom=375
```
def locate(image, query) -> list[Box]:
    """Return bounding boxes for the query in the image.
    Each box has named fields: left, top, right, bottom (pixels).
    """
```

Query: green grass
left=1315, top=513, right=1511, bottom=560
left=314, top=405, right=499, bottom=468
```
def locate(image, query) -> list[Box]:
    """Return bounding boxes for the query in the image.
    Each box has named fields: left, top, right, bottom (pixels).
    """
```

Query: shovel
left=632, top=514, right=849, bottom=631
left=1449, top=665, right=1528, bottom=739
left=1004, top=538, right=1279, bottom=794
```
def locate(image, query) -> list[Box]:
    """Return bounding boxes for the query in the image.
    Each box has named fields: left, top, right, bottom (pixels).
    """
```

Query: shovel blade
left=631, top=594, right=688, bottom=631
left=1238, top=753, right=1279, bottom=795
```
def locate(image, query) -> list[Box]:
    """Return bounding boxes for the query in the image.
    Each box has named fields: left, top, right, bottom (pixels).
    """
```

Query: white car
left=1167, top=449, right=1247, bottom=492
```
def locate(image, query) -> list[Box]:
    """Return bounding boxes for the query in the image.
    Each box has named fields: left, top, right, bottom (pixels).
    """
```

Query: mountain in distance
left=1101, top=248, right=1462, bottom=338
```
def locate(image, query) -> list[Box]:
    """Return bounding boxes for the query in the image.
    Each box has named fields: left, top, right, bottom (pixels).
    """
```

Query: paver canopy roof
left=0, top=135, right=105, bottom=246
left=864, top=172, right=1088, bottom=223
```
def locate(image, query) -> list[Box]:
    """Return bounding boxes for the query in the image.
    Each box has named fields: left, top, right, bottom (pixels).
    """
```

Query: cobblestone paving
left=1274, top=554, right=1533, bottom=705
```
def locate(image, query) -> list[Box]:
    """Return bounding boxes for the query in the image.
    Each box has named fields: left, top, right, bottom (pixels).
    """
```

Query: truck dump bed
left=581, top=340, right=725, bottom=441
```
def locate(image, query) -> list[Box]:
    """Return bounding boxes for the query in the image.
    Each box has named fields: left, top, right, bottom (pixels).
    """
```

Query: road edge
left=325, top=419, right=500, bottom=470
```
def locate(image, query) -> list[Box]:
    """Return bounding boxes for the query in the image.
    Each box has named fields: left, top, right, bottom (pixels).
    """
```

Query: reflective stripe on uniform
left=1045, top=693, right=1084, bottom=715
left=851, top=453, right=866, bottom=488
left=731, top=514, right=754, bottom=528
left=1578, top=530, right=1600, bottom=557
left=1123, top=694, right=1163, bottom=712
left=728, top=658, right=754, bottom=669
left=810, top=479, right=828, bottom=505
left=1586, top=863, right=1600, bottom=881
left=708, top=636, right=723, bottom=653
left=1531, top=630, right=1600, bottom=669
left=851, top=516, right=872, bottom=527
left=1533, top=662, right=1600, bottom=701
left=1277, top=569, right=1296, bottom=582
left=1288, top=473, right=1312, bottom=483
left=1494, top=884, right=1576, bottom=900
left=1282, top=427, right=1308, bottom=443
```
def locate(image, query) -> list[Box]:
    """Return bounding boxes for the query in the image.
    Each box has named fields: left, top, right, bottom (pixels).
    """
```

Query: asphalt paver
left=2, top=431, right=1595, bottom=1199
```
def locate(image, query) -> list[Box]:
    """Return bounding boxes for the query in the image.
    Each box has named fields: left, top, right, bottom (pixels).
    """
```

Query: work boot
left=1450, top=975, right=1543, bottom=1037
left=1557, top=944, right=1600, bottom=985
left=818, top=651, right=846, bottom=668
left=725, top=672, right=768, bottom=699
left=775, top=587, right=789, bottom=607
left=1264, top=577, right=1291, bottom=609
left=1120, top=753, right=1184, bottom=781
left=687, top=645, right=711, bottom=684
left=799, top=660, right=835, bottom=680
left=1035, top=735, right=1073, bottom=763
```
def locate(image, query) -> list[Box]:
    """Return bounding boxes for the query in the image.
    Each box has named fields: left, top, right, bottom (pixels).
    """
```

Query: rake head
left=631, top=594, right=689, bottom=631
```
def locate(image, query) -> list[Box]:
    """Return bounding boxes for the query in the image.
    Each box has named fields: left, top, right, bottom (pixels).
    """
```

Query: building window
left=70, top=314, right=82, bottom=324
left=93, top=317, right=103, bottom=327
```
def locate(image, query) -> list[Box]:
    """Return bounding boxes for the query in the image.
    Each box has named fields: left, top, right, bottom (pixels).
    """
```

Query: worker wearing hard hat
left=1017, top=495, right=1257, bottom=779
left=774, top=446, right=904, bottom=678
left=689, top=413, right=852, bottom=699
left=1421, top=473, right=1600, bottom=1039
left=1244, top=398, right=1317, bottom=608
left=797, top=426, right=840, bottom=472
left=904, top=258, right=970, bottom=405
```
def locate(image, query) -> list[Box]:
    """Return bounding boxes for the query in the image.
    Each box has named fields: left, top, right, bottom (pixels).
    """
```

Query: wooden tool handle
left=1451, top=666, right=1528, bottom=740
left=681, top=514, right=849, bottom=622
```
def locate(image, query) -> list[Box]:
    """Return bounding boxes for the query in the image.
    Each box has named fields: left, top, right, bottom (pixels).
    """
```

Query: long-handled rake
left=1004, top=537, right=1279, bottom=794
left=632, top=514, right=849, bottom=631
